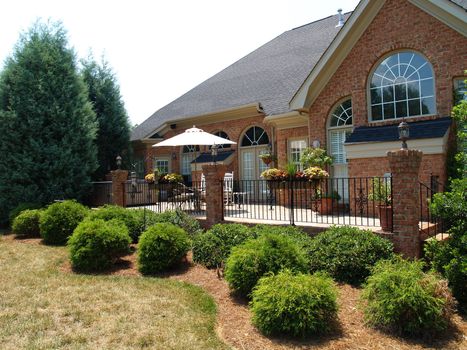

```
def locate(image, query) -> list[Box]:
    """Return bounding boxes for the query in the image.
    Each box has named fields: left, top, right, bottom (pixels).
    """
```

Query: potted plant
left=318, top=190, right=341, bottom=215
left=260, top=168, right=288, bottom=190
left=300, top=147, right=333, bottom=169
left=259, top=152, right=277, bottom=166
left=368, top=177, right=392, bottom=231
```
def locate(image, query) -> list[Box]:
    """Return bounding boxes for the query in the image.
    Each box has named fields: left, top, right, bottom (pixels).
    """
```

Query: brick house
left=131, top=0, right=466, bottom=191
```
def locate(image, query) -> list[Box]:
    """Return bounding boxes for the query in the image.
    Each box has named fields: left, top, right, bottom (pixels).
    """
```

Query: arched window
left=369, top=51, right=436, bottom=121
left=210, top=131, right=231, bottom=149
left=328, top=99, right=353, bottom=165
left=241, top=126, right=269, bottom=147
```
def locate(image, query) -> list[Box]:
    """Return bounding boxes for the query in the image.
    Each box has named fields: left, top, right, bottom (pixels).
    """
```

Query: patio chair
left=224, top=172, right=234, bottom=204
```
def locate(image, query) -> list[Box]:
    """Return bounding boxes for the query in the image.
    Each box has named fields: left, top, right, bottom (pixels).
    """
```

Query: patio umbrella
left=152, top=126, right=236, bottom=147
left=153, top=126, right=236, bottom=180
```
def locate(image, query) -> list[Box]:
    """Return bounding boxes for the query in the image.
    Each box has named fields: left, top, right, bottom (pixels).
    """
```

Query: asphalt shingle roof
left=345, top=117, right=452, bottom=144
left=131, top=12, right=350, bottom=141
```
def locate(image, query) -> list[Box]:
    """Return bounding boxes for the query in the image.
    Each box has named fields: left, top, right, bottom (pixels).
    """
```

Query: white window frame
left=368, top=50, right=437, bottom=122
left=454, top=78, right=467, bottom=102
left=154, top=158, right=170, bottom=174
left=328, top=98, right=353, bottom=165
left=287, top=138, right=308, bottom=171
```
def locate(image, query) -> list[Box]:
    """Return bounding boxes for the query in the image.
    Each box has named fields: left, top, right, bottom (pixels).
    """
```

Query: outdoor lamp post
left=116, top=155, right=122, bottom=169
left=211, top=144, right=219, bottom=164
left=398, top=120, right=410, bottom=150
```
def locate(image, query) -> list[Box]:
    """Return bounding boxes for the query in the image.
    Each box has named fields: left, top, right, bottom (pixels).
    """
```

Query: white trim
left=345, top=135, right=449, bottom=159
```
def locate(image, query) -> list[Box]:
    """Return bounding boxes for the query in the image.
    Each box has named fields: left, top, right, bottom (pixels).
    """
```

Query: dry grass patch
left=0, top=236, right=228, bottom=350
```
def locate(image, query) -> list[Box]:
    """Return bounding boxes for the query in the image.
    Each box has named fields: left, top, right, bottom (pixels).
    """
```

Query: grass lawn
left=0, top=235, right=229, bottom=350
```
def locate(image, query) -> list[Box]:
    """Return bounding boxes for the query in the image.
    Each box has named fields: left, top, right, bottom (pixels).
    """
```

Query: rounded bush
left=251, top=224, right=313, bottom=250
left=137, top=223, right=191, bottom=274
left=88, top=205, right=143, bottom=243
left=251, top=270, right=338, bottom=337
left=68, top=219, right=131, bottom=272
left=361, top=257, right=455, bottom=336
left=12, top=209, right=42, bottom=236
left=146, top=210, right=202, bottom=237
left=9, top=202, right=42, bottom=225
left=224, top=233, right=309, bottom=297
left=308, top=226, right=393, bottom=284
left=192, top=223, right=253, bottom=268
left=39, top=200, right=89, bottom=245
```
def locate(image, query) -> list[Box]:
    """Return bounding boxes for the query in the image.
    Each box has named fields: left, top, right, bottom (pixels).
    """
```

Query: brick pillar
left=111, top=169, right=128, bottom=207
left=203, top=164, right=227, bottom=227
left=387, top=149, right=423, bottom=258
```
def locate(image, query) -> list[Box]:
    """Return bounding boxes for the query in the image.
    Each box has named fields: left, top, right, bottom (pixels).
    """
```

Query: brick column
left=202, top=164, right=227, bottom=227
left=111, top=169, right=128, bottom=207
left=387, top=149, right=423, bottom=258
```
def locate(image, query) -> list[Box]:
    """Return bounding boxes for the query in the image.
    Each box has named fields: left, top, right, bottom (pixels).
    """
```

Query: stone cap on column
left=202, top=164, right=227, bottom=180
left=111, top=169, right=128, bottom=182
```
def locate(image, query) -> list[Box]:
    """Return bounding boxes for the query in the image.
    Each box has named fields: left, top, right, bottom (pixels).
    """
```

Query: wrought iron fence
left=86, top=181, right=113, bottom=206
left=124, top=180, right=205, bottom=216
left=419, top=176, right=445, bottom=240
left=224, top=176, right=392, bottom=230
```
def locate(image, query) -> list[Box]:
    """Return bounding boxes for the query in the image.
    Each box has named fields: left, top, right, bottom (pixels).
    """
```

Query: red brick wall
left=276, top=127, right=308, bottom=168
left=306, top=0, right=466, bottom=182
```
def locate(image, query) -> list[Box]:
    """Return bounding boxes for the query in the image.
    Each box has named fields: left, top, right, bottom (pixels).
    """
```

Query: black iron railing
left=124, top=180, right=205, bottom=216
left=419, top=176, right=445, bottom=239
left=224, top=177, right=392, bottom=230
left=86, top=181, right=113, bottom=206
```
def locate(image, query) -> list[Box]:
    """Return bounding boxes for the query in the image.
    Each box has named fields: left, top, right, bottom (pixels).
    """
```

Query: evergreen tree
left=81, top=56, right=130, bottom=180
left=0, top=21, right=97, bottom=224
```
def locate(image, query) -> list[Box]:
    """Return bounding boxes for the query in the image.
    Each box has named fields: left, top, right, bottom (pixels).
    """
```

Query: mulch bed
left=4, top=234, right=467, bottom=350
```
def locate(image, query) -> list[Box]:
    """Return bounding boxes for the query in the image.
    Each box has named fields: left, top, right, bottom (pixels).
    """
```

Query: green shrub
left=250, top=224, right=313, bottom=250
left=251, top=270, right=338, bottom=337
left=137, top=223, right=191, bottom=274
left=308, top=226, right=393, bottom=284
left=12, top=209, right=42, bottom=236
left=146, top=209, right=202, bottom=237
left=68, top=219, right=131, bottom=272
left=88, top=205, right=145, bottom=243
left=39, top=200, right=88, bottom=245
left=224, top=233, right=309, bottom=297
left=8, top=202, right=42, bottom=225
left=361, top=257, right=456, bottom=336
left=426, top=178, right=467, bottom=313
left=192, top=223, right=253, bottom=268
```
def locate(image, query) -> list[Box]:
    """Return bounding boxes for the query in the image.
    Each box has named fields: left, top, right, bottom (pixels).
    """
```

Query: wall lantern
left=172, top=152, right=177, bottom=160
left=211, top=144, right=219, bottom=164
left=398, top=120, right=410, bottom=150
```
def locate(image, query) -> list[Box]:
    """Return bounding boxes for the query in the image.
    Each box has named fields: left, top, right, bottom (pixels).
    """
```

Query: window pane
left=421, top=97, right=436, bottom=115
left=408, top=99, right=421, bottom=116
left=407, top=81, right=420, bottom=99
left=419, top=64, right=432, bottom=80
left=383, top=103, right=395, bottom=119
left=395, top=84, right=407, bottom=101
left=371, top=88, right=382, bottom=104
left=372, top=105, right=383, bottom=120
left=396, top=101, right=407, bottom=118
left=420, top=78, right=434, bottom=97
left=383, top=86, right=394, bottom=103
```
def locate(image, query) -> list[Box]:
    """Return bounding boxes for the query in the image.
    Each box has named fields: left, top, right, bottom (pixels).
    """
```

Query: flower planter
left=378, top=205, right=393, bottom=232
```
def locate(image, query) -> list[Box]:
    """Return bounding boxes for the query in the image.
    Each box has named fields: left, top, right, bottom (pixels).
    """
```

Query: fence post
left=387, top=149, right=423, bottom=258
left=111, top=169, right=128, bottom=207
left=202, top=164, right=227, bottom=227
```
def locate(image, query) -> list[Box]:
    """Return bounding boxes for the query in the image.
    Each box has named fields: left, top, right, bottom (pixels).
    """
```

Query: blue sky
left=0, top=0, right=360, bottom=125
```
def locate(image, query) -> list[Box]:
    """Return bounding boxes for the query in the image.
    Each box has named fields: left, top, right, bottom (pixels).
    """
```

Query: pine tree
left=0, top=21, right=97, bottom=224
left=81, top=56, right=130, bottom=180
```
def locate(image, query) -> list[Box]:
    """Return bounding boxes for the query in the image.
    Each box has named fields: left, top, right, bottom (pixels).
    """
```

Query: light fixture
left=312, top=140, right=320, bottom=148
left=211, top=144, right=219, bottom=164
left=116, top=155, right=122, bottom=169
left=398, top=120, right=410, bottom=150
left=172, top=152, right=177, bottom=160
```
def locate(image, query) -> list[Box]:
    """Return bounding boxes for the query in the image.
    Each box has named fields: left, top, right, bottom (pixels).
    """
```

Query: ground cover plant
left=68, top=219, right=131, bottom=272
left=39, top=200, right=89, bottom=245
left=361, top=257, right=456, bottom=336
left=138, top=223, right=191, bottom=274
left=251, top=270, right=338, bottom=337
left=192, top=223, right=252, bottom=268
left=11, top=209, right=42, bottom=237
left=0, top=237, right=227, bottom=350
left=308, top=226, right=393, bottom=284
left=225, top=232, right=309, bottom=297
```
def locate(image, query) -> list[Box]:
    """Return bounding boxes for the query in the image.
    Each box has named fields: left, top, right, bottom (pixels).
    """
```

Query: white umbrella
left=152, top=126, right=236, bottom=147
left=152, top=126, right=236, bottom=182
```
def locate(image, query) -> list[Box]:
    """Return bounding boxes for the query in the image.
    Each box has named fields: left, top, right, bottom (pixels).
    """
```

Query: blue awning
left=345, top=117, right=451, bottom=144
left=191, top=150, right=235, bottom=163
